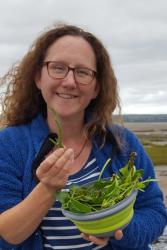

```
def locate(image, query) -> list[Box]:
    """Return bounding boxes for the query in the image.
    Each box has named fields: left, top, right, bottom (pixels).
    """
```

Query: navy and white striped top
left=40, top=151, right=111, bottom=250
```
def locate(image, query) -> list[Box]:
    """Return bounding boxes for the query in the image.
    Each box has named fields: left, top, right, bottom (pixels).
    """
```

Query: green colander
left=62, top=189, right=137, bottom=237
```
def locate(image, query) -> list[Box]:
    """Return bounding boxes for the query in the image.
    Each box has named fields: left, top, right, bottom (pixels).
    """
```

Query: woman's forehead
left=45, top=35, right=96, bottom=68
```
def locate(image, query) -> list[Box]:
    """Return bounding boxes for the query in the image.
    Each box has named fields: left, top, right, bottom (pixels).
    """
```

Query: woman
left=0, top=24, right=166, bottom=250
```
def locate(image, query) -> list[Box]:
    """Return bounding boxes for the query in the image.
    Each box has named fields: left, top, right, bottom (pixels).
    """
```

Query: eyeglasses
left=43, top=61, right=97, bottom=85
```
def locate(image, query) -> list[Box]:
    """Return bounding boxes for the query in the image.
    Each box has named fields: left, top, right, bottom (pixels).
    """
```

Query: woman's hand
left=36, top=147, right=74, bottom=193
left=81, top=230, right=123, bottom=246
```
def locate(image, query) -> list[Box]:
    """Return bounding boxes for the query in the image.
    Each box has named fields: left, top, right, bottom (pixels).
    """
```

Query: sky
left=0, top=0, right=167, bottom=114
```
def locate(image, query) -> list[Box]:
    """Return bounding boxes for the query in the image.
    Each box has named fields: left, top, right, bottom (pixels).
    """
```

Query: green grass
left=143, top=144, right=167, bottom=165
left=136, top=133, right=167, bottom=166
left=138, top=134, right=167, bottom=142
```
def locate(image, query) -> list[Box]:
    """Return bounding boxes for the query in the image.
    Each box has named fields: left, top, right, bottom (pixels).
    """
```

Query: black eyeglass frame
left=42, top=61, right=97, bottom=85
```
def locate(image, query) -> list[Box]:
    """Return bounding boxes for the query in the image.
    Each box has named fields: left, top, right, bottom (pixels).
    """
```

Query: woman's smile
left=56, top=92, right=78, bottom=99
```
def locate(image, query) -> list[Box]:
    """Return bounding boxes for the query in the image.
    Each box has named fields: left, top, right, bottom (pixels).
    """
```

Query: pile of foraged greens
left=56, top=152, right=156, bottom=213
left=49, top=108, right=156, bottom=213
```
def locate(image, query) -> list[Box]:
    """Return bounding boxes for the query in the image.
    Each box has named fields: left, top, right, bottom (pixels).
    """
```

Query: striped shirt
left=40, top=151, right=112, bottom=250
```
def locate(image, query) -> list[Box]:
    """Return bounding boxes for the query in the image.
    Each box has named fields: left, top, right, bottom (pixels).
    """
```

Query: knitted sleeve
left=110, top=128, right=167, bottom=249
left=0, top=128, right=23, bottom=212
left=0, top=128, right=25, bottom=248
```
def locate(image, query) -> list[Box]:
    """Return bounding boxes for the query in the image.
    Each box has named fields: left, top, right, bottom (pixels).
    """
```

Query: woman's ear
left=34, top=71, right=41, bottom=89
left=92, top=81, right=100, bottom=99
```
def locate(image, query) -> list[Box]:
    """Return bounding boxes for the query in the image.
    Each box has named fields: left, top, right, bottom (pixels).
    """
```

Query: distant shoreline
left=124, top=122, right=167, bottom=132
left=120, top=114, right=167, bottom=123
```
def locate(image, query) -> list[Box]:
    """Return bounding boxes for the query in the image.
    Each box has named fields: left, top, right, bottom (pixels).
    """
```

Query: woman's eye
left=55, top=65, right=64, bottom=70
left=77, top=69, right=90, bottom=76
left=52, top=65, right=66, bottom=72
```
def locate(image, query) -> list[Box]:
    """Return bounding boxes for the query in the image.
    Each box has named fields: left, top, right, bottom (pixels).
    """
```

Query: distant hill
left=122, top=114, right=167, bottom=123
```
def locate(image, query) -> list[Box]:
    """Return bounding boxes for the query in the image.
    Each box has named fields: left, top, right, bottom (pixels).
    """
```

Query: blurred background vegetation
left=139, top=135, right=167, bottom=166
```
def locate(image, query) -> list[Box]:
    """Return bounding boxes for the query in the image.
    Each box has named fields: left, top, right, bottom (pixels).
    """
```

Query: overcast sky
left=0, top=0, right=167, bottom=114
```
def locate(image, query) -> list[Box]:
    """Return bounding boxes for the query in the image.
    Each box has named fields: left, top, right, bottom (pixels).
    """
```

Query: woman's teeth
left=57, top=93, right=77, bottom=99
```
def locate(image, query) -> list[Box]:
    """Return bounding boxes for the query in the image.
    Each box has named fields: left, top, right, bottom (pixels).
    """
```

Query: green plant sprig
left=56, top=152, right=157, bottom=213
left=48, top=107, right=64, bottom=148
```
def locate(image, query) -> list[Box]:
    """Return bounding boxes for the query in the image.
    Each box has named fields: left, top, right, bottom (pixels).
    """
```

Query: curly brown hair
left=0, top=23, right=121, bottom=142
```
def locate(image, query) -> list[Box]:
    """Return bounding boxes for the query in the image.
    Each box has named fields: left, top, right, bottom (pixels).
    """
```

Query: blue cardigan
left=0, top=114, right=166, bottom=250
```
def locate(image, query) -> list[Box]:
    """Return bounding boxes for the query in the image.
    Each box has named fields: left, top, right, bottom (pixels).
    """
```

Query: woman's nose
left=61, top=69, right=77, bottom=88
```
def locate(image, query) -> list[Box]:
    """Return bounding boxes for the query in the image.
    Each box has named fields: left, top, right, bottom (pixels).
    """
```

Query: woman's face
left=35, top=35, right=99, bottom=120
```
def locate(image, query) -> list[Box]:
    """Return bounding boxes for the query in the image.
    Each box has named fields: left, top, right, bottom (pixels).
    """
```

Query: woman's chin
left=50, top=109, right=81, bottom=119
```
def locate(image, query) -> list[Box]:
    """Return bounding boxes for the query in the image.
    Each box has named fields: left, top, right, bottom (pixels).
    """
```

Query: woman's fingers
left=36, top=148, right=65, bottom=176
left=36, top=147, right=74, bottom=190
left=114, top=230, right=123, bottom=240
left=44, top=152, right=74, bottom=189
left=47, top=148, right=74, bottom=177
left=52, top=148, right=74, bottom=169
left=81, top=230, right=123, bottom=246
left=81, top=233, right=109, bottom=246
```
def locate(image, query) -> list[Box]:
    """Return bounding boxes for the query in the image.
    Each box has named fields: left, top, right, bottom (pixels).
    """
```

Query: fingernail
left=89, top=236, right=93, bottom=240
